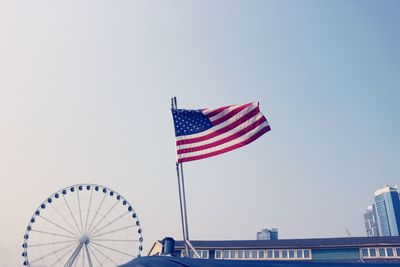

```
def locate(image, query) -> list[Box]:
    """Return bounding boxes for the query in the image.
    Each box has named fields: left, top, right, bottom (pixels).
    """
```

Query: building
left=364, top=204, right=380, bottom=237
left=148, top=236, right=400, bottom=263
left=365, top=185, right=400, bottom=237
left=257, top=228, right=278, bottom=240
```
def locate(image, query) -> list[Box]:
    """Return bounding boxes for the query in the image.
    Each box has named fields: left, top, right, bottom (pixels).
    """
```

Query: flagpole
left=179, top=162, right=190, bottom=242
left=172, top=97, right=190, bottom=257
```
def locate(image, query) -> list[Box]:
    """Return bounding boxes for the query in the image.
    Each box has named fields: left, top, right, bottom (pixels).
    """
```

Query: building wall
left=311, top=248, right=360, bottom=261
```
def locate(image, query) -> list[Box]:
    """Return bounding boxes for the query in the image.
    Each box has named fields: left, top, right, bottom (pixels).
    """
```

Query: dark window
left=273, top=250, right=280, bottom=258
left=379, top=248, right=386, bottom=257
left=304, top=250, right=310, bottom=258
left=215, top=251, right=222, bottom=259
left=297, top=250, right=303, bottom=258
left=202, top=250, right=209, bottom=259
left=362, top=248, right=369, bottom=257
left=223, top=250, right=229, bottom=259
left=386, top=248, right=394, bottom=257
left=230, top=250, right=235, bottom=259
left=244, top=250, right=250, bottom=258
left=369, top=248, right=376, bottom=257
left=289, top=250, right=295, bottom=258
left=282, top=250, right=288, bottom=258
left=259, top=250, right=265, bottom=258
left=396, top=247, right=400, bottom=257
left=238, top=251, right=243, bottom=258
left=267, top=250, right=273, bottom=258
left=252, top=250, right=257, bottom=258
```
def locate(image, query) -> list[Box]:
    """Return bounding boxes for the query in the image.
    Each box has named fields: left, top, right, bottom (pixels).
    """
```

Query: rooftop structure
left=149, top=236, right=400, bottom=263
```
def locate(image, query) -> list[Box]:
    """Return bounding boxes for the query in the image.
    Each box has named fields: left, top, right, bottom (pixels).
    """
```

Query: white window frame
left=395, top=247, right=400, bottom=258
left=385, top=247, right=395, bottom=258
left=258, top=250, right=265, bottom=259
left=215, top=250, right=222, bottom=259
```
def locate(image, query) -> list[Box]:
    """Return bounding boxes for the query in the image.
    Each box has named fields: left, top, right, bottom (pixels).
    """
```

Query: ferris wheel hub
left=79, top=234, right=90, bottom=245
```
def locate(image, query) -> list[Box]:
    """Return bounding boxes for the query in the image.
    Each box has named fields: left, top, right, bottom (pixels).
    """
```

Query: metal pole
left=172, top=97, right=189, bottom=257
left=176, top=162, right=189, bottom=256
left=179, top=163, right=190, bottom=241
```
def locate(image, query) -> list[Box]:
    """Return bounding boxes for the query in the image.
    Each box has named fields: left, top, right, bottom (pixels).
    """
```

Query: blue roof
left=120, top=256, right=400, bottom=267
left=171, top=236, right=400, bottom=249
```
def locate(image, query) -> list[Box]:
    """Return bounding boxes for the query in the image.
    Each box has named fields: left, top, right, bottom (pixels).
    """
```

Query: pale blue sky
left=0, top=1, right=399, bottom=266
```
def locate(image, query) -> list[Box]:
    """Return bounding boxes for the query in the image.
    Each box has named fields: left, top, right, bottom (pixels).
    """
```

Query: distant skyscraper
left=374, top=186, right=400, bottom=236
left=257, top=228, right=278, bottom=240
left=365, top=185, right=400, bottom=237
left=364, top=204, right=380, bottom=237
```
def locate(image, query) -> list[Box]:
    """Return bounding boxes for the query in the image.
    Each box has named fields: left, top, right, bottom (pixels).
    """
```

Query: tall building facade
left=364, top=185, right=400, bottom=237
left=257, top=228, right=278, bottom=240
left=374, top=186, right=400, bottom=236
left=364, top=204, right=380, bottom=237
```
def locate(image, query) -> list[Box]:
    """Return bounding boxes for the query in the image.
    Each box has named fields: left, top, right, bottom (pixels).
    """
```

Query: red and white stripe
left=176, top=102, right=270, bottom=163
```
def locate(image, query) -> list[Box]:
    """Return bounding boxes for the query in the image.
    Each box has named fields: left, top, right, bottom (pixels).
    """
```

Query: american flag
left=172, top=102, right=271, bottom=163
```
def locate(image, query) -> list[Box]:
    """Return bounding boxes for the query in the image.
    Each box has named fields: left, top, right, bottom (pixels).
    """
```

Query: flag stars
left=172, top=109, right=213, bottom=137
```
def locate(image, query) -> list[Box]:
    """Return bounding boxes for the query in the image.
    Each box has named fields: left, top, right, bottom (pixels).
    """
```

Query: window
left=297, top=250, right=303, bottom=258
left=282, top=250, right=288, bottom=258
left=379, top=248, right=386, bottom=257
left=258, top=250, right=265, bottom=259
left=251, top=250, right=258, bottom=259
left=202, top=250, right=209, bottom=259
left=273, top=250, right=280, bottom=258
left=215, top=250, right=222, bottom=259
left=238, top=251, right=243, bottom=259
left=223, top=250, right=229, bottom=259
left=369, top=248, right=376, bottom=257
left=244, top=250, right=250, bottom=259
left=386, top=248, right=394, bottom=257
left=361, top=248, right=369, bottom=258
left=396, top=247, right=400, bottom=258
left=230, top=250, right=236, bottom=259
left=289, top=250, right=295, bottom=258
left=267, top=250, right=273, bottom=258
left=304, top=250, right=310, bottom=259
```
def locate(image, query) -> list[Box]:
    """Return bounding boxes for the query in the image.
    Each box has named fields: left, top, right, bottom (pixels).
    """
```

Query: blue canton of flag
left=172, top=109, right=213, bottom=136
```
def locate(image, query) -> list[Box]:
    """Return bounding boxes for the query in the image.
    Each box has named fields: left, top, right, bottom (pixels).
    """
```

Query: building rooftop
left=171, top=236, right=400, bottom=249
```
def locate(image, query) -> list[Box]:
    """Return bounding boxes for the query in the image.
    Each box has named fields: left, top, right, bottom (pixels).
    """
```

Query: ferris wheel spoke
left=62, top=195, right=81, bottom=233
left=90, top=224, right=137, bottom=239
left=87, top=201, right=120, bottom=235
left=81, top=243, right=86, bottom=267
left=90, top=211, right=130, bottom=236
left=89, top=242, right=119, bottom=265
left=91, top=238, right=139, bottom=242
left=63, top=194, right=83, bottom=234
left=84, top=187, right=94, bottom=232
left=77, top=190, right=85, bottom=233
left=30, top=229, right=76, bottom=239
left=50, top=202, right=81, bottom=236
left=90, top=241, right=135, bottom=258
left=73, top=246, right=82, bottom=267
left=29, top=239, right=77, bottom=247
left=85, top=243, right=94, bottom=267
left=30, top=242, right=77, bottom=264
left=64, top=243, right=83, bottom=267
left=38, top=215, right=79, bottom=237
left=87, top=245, right=103, bottom=267
left=86, top=193, right=107, bottom=235
left=49, top=243, right=78, bottom=266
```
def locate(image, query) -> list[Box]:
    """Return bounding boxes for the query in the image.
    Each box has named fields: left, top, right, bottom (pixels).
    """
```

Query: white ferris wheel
left=22, top=184, right=143, bottom=266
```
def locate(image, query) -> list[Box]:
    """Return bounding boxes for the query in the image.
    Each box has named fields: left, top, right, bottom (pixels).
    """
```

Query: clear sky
left=1, top=1, right=399, bottom=266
